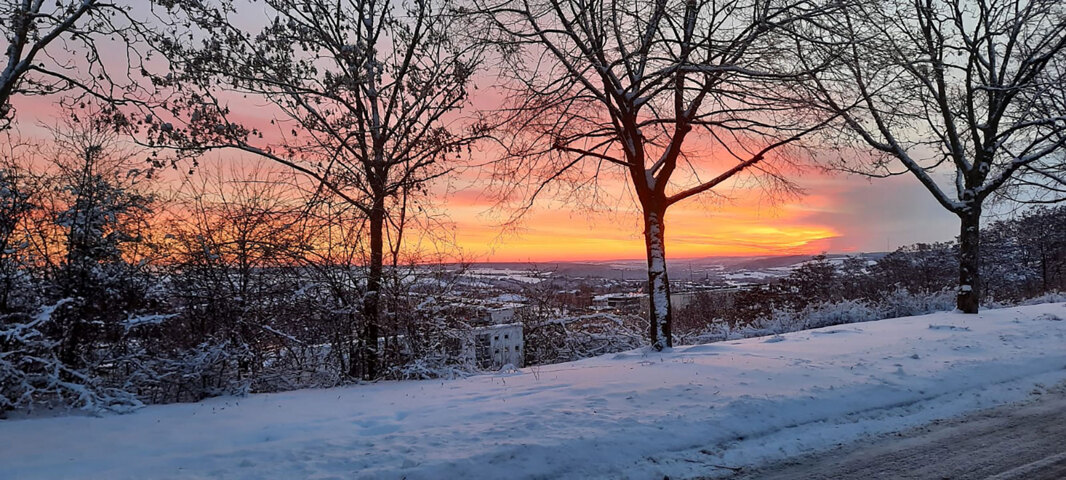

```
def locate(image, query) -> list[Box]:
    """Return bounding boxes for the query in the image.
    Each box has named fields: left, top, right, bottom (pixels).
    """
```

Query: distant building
left=669, top=291, right=696, bottom=310
left=592, top=292, right=696, bottom=311
left=482, top=307, right=517, bottom=324
left=473, top=323, right=523, bottom=369
left=592, top=293, right=645, bottom=310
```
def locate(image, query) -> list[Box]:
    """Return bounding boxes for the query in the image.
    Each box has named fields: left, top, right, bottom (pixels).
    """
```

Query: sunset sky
left=436, top=168, right=959, bottom=263
left=11, top=90, right=962, bottom=264
left=7, top=55, right=969, bottom=266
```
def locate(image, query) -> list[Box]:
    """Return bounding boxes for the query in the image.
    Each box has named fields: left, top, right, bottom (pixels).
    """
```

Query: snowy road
left=1, top=303, right=1065, bottom=479
left=729, top=384, right=1066, bottom=480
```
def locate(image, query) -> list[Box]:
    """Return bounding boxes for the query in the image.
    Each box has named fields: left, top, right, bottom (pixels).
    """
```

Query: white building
left=473, top=323, right=524, bottom=369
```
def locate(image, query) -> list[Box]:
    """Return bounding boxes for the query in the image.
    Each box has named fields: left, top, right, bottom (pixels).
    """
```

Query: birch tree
left=142, top=0, right=488, bottom=379
left=798, top=0, right=1066, bottom=312
left=479, top=0, right=834, bottom=349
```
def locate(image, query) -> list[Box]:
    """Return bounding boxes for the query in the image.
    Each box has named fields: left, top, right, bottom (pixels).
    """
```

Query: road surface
left=725, top=384, right=1066, bottom=480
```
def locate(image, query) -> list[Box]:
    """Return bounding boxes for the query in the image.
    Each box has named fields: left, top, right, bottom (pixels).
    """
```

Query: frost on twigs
left=1, top=301, right=142, bottom=416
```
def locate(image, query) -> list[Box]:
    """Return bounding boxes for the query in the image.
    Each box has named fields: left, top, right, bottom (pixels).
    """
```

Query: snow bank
left=2, top=304, right=1065, bottom=479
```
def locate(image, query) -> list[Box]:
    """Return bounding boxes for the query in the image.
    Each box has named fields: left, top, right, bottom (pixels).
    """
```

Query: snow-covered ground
left=3, top=304, right=1065, bottom=480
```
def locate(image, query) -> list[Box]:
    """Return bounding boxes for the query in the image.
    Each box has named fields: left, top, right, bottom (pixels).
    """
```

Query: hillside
left=2, top=303, right=1065, bottom=479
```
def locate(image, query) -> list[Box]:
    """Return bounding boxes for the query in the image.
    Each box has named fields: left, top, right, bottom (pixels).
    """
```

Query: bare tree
left=478, top=0, right=834, bottom=349
left=43, top=108, right=153, bottom=368
left=139, top=0, right=489, bottom=379
left=161, top=163, right=316, bottom=386
left=798, top=0, right=1066, bottom=312
left=997, top=49, right=1066, bottom=205
left=0, top=0, right=161, bottom=128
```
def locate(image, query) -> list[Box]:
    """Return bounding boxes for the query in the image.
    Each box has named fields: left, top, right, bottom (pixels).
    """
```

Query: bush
left=1, top=301, right=141, bottom=415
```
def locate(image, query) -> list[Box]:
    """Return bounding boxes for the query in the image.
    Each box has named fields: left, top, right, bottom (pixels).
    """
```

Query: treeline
left=674, top=207, right=1066, bottom=338
left=0, top=119, right=482, bottom=415
left=1, top=118, right=1063, bottom=413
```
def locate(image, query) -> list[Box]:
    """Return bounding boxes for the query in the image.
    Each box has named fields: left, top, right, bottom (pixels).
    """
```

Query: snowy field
left=2, top=303, right=1065, bottom=480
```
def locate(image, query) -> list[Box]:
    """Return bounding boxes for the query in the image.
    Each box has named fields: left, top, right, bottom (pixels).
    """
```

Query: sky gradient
left=9, top=81, right=964, bottom=265
left=438, top=168, right=959, bottom=262
left=3, top=2, right=973, bottom=265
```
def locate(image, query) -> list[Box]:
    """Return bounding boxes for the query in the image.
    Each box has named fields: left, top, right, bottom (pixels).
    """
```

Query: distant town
left=439, top=254, right=883, bottom=321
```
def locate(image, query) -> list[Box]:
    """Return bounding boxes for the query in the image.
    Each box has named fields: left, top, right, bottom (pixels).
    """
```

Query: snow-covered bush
left=674, top=322, right=732, bottom=345
left=874, top=288, right=956, bottom=318
left=797, top=299, right=881, bottom=330
left=385, top=334, right=480, bottom=381
left=679, top=289, right=958, bottom=346
left=388, top=353, right=477, bottom=381
left=1, top=301, right=141, bottom=415
left=1014, top=291, right=1066, bottom=306
left=113, top=341, right=252, bottom=404
left=523, top=312, right=646, bottom=365
left=377, top=296, right=481, bottom=381
left=985, top=291, right=1066, bottom=309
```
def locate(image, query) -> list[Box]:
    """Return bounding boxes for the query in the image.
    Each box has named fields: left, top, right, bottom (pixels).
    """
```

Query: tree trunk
left=643, top=208, right=672, bottom=350
left=361, top=196, right=385, bottom=380
left=957, top=206, right=981, bottom=313
left=1040, top=249, right=1048, bottom=294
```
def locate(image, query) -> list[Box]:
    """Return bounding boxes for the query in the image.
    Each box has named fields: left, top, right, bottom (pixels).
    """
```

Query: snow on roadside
left=2, top=304, right=1065, bottom=480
